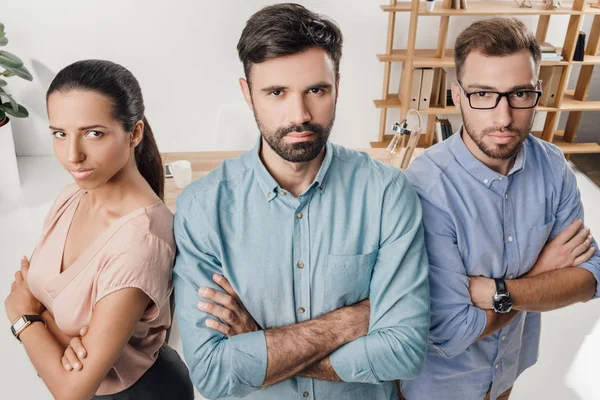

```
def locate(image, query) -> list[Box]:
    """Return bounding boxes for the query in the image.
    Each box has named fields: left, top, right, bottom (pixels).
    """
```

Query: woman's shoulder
left=113, top=202, right=175, bottom=254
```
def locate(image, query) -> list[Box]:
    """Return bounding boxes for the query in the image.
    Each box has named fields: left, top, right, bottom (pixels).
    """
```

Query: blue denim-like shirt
left=402, top=131, right=600, bottom=400
left=173, top=139, right=430, bottom=400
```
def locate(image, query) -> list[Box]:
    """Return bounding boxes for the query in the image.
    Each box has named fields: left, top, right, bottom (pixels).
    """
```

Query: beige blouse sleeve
left=95, top=233, right=174, bottom=321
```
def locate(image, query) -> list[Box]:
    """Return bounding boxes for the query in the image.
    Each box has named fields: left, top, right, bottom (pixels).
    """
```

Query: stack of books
left=540, top=42, right=563, bottom=61
left=435, top=118, right=454, bottom=143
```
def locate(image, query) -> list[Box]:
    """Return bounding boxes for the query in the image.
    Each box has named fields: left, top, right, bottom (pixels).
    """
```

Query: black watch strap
left=494, top=278, right=507, bottom=293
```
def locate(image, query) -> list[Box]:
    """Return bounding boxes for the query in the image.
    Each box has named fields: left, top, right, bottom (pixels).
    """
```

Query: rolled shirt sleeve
left=550, top=158, right=600, bottom=297
left=173, top=193, right=267, bottom=399
left=329, top=174, right=431, bottom=382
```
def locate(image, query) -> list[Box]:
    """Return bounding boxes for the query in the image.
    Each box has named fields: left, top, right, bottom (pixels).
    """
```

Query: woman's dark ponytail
left=47, top=60, right=164, bottom=200
left=135, top=117, right=164, bottom=200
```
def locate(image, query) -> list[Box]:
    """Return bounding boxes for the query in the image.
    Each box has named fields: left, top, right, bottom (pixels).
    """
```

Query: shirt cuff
left=228, top=330, right=268, bottom=395
left=576, top=256, right=600, bottom=299
left=330, top=337, right=380, bottom=384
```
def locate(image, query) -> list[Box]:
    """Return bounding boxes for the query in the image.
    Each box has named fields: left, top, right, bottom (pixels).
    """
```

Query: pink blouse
left=27, top=184, right=176, bottom=395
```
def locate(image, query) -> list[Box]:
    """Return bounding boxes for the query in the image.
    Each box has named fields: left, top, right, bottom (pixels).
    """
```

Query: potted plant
left=0, top=22, right=32, bottom=201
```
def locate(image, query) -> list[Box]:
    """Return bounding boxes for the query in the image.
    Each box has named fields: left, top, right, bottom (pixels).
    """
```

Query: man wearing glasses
left=402, top=18, right=600, bottom=400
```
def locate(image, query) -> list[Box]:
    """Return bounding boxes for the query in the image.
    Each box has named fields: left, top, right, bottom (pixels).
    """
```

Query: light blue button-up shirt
left=402, top=131, right=600, bottom=400
left=173, top=140, right=430, bottom=399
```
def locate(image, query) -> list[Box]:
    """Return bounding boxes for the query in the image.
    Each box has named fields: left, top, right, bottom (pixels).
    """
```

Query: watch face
left=493, top=293, right=513, bottom=313
left=12, top=317, right=26, bottom=332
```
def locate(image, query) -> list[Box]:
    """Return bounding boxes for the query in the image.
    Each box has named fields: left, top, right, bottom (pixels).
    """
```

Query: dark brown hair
left=47, top=60, right=164, bottom=200
left=237, top=3, right=343, bottom=86
left=454, top=18, right=541, bottom=82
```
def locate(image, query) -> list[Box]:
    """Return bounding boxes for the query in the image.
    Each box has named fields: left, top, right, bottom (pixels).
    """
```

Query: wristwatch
left=11, top=314, right=46, bottom=342
left=492, top=278, right=513, bottom=314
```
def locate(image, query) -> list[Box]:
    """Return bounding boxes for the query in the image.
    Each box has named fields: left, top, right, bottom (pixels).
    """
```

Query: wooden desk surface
left=161, top=148, right=422, bottom=211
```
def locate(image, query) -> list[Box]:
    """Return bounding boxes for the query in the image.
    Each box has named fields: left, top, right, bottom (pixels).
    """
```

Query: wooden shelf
left=571, top=54, right=600, bottom=65
left=552, top=132, right=600, bottom=154
left=373, top=95, right=459, bottom=113
left=382, top=1, right=580, bottom=16
left=379, top=48, right=568, bottom=66
left=370, top=134, right=431, bottom=148
left=561, top=91, right=600, bottom=111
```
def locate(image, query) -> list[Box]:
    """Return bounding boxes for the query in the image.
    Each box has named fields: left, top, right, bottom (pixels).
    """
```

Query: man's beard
left=461, top=107, right=532, bottom=160
left=255, top=113, right=335, bottom=163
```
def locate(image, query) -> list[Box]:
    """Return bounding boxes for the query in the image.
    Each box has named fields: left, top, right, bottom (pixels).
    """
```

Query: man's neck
left=259, top=138, right=326, bottom=197
left=461, top=130, right=516, bottom=176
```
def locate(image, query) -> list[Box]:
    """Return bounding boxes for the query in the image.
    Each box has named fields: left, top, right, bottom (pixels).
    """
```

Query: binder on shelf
left=439, top=69, right=447, bottom=107
left=409, top=68, right=424, bottom=110
left=539, top=66, right=562, bottom=107
left=574, top=31, right=586, bottom=62
left=419, top=68, right=435, bottom=111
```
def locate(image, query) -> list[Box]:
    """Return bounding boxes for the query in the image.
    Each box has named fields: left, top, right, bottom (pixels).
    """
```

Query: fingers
left=555, top=219, right=584, bottom=245
left=69, top=336, right=87, bottom=360
left=574, top=244, right=597, bottom=266
left=199, top=287, right=237, bottom=311
left=63, top=346, right=82, bottom=371
left=212, top=274, right=241, bottom=303
left=79, top=326, right=89, bottom=337
left=14, top=271, right=23, bottom=282
left=566, top=226, right=592, bottom=252
left=21, top=257, right=30, bottom=281
left=197, top=301, right=236, bottom=324
left=62, top=356, right=73, bottom=371
left=205, top=318, right=232, bottom=337
left=573, top=233, right=594, bottom=259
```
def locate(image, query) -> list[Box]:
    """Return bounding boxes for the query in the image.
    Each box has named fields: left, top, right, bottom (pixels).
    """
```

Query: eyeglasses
left=457, top=81, right=542, bottom=110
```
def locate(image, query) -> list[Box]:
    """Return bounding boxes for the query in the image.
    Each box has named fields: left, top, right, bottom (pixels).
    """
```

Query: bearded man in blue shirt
left=173, top=3, right=430, bottom=399
left=402, top=17, right=599, bottom=400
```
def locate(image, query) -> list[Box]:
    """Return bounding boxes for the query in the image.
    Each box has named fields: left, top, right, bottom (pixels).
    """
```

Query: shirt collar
left=251, top=137, right=334, bottom=201
left=450, top=126, right=526, bottom=189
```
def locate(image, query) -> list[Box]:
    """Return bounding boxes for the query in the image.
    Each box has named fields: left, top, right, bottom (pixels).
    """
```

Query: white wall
left=3, top=0, right=572, bottom=156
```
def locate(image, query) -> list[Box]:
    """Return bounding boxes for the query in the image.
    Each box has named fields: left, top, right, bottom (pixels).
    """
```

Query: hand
left=62, top=327, right=88, bottom=371
left=529, top=219, right=595, bottom=277
left=198, top=274, right=261, bottom=337
left=468, top=276, right=495, bottom=310
left=4, top=257, right=44, bottom=322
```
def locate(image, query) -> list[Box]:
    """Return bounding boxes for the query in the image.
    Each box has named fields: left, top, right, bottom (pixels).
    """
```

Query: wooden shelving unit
left=374, top=0, right=600, bottom=155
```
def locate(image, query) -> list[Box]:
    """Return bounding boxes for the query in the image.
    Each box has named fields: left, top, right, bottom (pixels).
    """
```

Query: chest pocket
left=521, top=216, right=556, bottom=274
left=325, top=249, right=378, bottom=309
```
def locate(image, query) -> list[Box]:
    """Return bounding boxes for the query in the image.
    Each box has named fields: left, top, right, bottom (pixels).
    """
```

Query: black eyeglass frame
left=457, top=81, right=543, bottom=110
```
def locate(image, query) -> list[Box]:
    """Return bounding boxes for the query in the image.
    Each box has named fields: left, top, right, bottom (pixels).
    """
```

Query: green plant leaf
left=0, top=79, right=6, bottom=87
left=1, top=64, right=32, bottom=81
left=0, top=91, right=18, bottom=112
left=0, top=35, right=7, bottom=46
left=1, top=102, right=28, bottom=118
left=0, top=23, right=4, bottom=35
left=0, top=50, right=24, bottom=69
left=0, top=109, right=6, bottom=122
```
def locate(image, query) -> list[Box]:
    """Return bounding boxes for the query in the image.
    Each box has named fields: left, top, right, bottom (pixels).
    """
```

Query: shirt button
left=505, top=193, right=508, bottom=200
left=508, top=274, right=514, bottom=279
left=298, top=307, right=305, bottom=314
left=268, top=192, right=273, bottom=198
left=303, top=392, right=309, bottom=397
left=501, top=335, right=506, bottom=341
left=319, top=185, right=323, bottom=190
left=508, top=236, right=513, bottom=242
left=499, top=176, right=503, bottom=180
left=280, top=190, right=287, bottom=195
left=484, top=178, right=489, bottom=184
left=495, top=364, right=499, bottom=369
left=298, top=262, right=305, bottom=269
left=296, top=212, right=303, bottom=219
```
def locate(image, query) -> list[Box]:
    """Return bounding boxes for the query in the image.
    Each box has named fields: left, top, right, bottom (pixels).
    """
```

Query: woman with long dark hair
left=4, top=60, right=193, bottom=399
